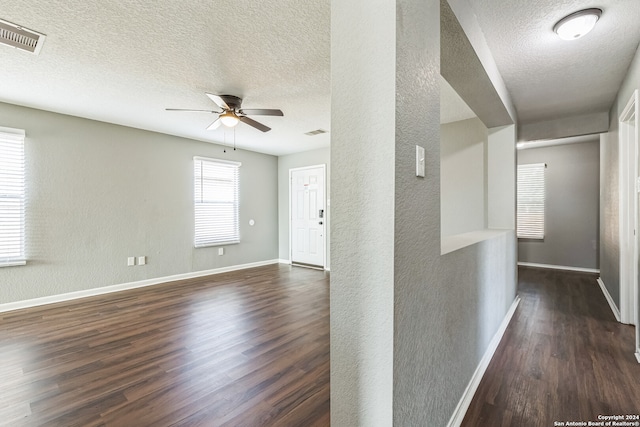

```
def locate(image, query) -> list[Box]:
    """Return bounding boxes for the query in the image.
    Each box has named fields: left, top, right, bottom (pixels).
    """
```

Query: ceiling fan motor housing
left=220, top=95, right=243, bottom=111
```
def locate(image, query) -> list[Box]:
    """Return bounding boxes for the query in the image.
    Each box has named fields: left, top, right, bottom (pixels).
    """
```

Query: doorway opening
left=618, top=89, right=639, bottom=360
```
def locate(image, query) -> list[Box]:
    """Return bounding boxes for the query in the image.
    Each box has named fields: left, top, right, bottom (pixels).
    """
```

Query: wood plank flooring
left=462, top=267, right=640, bottom=427
left=0, top=264, right=330, bottom=426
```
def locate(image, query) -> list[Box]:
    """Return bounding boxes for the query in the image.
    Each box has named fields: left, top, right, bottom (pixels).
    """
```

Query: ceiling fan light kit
left=553, top=8, right=602, bottom=41
left=220, top=111, right=240, bottom=127
left=167, top=93, right=283, bottom=133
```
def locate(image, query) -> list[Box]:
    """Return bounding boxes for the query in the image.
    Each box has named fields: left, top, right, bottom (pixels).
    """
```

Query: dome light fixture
left=554, top=8, right=602, bottom=41
left=220, top=111, right=240, bottom=127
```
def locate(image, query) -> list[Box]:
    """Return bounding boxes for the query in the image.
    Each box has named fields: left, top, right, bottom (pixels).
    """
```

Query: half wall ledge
left=441, top=229, right=513, bottom=255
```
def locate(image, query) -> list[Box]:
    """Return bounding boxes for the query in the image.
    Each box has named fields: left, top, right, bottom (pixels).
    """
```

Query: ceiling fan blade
left=205, top=93, right=229, bottom=110
left=166, top=108, right=217, bottom=113
left=239, top=108, right=284, bottom=117
left=207, top=118, right=222, bottom=130
left=239, top=116, right=271, bottom=132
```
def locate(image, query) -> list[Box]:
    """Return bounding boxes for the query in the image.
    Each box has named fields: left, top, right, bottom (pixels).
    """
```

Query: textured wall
left=518, top=141, right=600, bottom=269
left=0, top=102, right=278, bottom=304
left=392, top=1, right=517, bottom=425
left=440, top=0, right=512, bottom=129
left=330, top=0, right=396, bottom=425
left=600, top=42, right=640, bottom=307
left=277, top=148, right=330, bottom=266
left=445, top=0, right=516, bottom=122
left=441, top=117, right=488, bottom=236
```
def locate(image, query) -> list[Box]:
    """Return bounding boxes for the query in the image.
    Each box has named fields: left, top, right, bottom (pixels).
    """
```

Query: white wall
left=441, top=117, right=488, bottom=236
left=277, top=147, right=330, bottom=267
left=0, top=101, right=279, bottom=304
left=330, top=0, right=396, bottom=424
left=488, top=125, right=516, bottom=229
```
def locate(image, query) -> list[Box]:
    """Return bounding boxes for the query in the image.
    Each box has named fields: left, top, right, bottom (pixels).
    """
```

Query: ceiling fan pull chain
left=234, top=127, right=236, bottom=151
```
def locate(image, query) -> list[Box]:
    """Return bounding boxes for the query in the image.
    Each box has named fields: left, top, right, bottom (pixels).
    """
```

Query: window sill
left=0, top=260, right=26, bottom=268
left=195, top=241, right=240, bottom=248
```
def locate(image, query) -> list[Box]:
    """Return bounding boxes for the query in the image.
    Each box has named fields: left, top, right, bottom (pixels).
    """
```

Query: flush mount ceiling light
left=554, top=8, right=602, bottom=41
left=219, top=111, right=240, bottom=127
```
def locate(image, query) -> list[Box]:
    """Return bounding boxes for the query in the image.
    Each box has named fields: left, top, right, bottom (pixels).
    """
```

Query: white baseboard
left=517, top=262, right=599, bottom=274
left=597, top=278, right=621, bottom=322
left=0, top=259, right=280, bottom=314
left=636, top=352, right=640, bottom=364
left=447, top=296, right=521, bottom=427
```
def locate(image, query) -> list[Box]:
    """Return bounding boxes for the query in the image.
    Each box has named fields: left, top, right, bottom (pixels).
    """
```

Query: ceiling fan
left=166, top=93, right=283, bottom=132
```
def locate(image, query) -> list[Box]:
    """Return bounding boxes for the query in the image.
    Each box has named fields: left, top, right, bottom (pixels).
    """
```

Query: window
left=0, top=127, right=26, bottom=266
left=194, top=157, right=241, bottom=247
left=517, top=163, right=545, bottom=239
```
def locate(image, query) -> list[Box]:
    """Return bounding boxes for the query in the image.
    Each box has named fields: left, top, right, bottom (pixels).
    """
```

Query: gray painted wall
left=518, top=141, right=600, bottom=269
left=519, top=112, right=609, bottom=142
left=600, top=42, right=640, bottom=307
left=441, top=117, right=488, bottom=236
left=277, top=148, right=330, bottom=267
left=0, top=101, right=278, bottom=304
left=331, top=0, right=518, bottom=425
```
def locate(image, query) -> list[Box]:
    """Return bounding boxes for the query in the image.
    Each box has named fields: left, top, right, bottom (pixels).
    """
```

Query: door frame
left=289, top=164, right=327, bottom=269
left=618, top=89, right=639, bottom=360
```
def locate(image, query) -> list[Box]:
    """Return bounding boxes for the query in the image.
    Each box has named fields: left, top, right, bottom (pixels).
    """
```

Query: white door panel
left=291, top=166, right=325, bottom=267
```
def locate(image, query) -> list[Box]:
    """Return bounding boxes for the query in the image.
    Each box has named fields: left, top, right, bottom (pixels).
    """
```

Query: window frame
left=0, top=127, right=26, bottom=267
left=517, top=162, right=546, bottom=240
left=193, top=156, right=241, bottom=248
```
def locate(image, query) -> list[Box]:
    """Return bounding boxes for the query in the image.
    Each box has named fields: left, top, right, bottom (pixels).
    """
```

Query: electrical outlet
left=218, top=247, right=224, bottom=256
left=127, top=257, right=135, bottom=266
left=138, top=256, right=146, bottom=265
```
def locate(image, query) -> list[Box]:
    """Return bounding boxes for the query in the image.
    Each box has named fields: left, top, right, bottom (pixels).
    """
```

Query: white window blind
left=194, top=157, right=241, bottom=248
left=517, top=163, right=545, bottom=239
left=0, top=128, right=26, bottom=267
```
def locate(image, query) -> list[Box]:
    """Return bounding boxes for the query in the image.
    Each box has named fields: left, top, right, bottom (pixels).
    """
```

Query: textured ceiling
left=0, top=0, right=330, bottom=156
left=1, top=1, right=638, bottom=153
left=466, top=0, right=640, bottom=126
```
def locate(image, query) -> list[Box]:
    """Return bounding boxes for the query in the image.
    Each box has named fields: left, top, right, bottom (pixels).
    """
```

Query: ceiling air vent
left=0, top=19, right=46, bottom=55
left=305, top=129, right=328, bottom=136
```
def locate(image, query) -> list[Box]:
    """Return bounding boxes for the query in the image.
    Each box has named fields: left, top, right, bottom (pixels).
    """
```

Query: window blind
left=194, top=157, right=241, bottom=248
left=517, top=163, right=545, bottom=239
left=0, top=128, right=26, bottom=266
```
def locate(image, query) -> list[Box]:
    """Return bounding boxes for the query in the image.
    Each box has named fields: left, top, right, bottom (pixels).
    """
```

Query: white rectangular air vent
left=0, top=19, right=46, bottom=55
left=305, top=129, right=328, bottom=136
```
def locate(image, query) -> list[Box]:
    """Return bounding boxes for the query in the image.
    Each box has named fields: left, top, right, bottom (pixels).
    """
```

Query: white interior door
left=290, top=165, right=325, bottom=267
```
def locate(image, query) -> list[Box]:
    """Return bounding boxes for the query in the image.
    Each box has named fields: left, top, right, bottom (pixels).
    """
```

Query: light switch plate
left=137, top=256, right=146, bottom=265
left=127, top=257, right=135, bottom=266
left=416, top=145, right=425, bottom=177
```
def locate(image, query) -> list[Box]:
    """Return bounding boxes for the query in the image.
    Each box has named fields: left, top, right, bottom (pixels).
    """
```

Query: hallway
left=463, top=267, right=640, bottom=426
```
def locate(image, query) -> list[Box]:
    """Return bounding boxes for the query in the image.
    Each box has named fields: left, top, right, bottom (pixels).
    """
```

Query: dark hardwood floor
left=0, top=264, right=330, bottom=427
left=462, top=266, right=640, bottom=427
